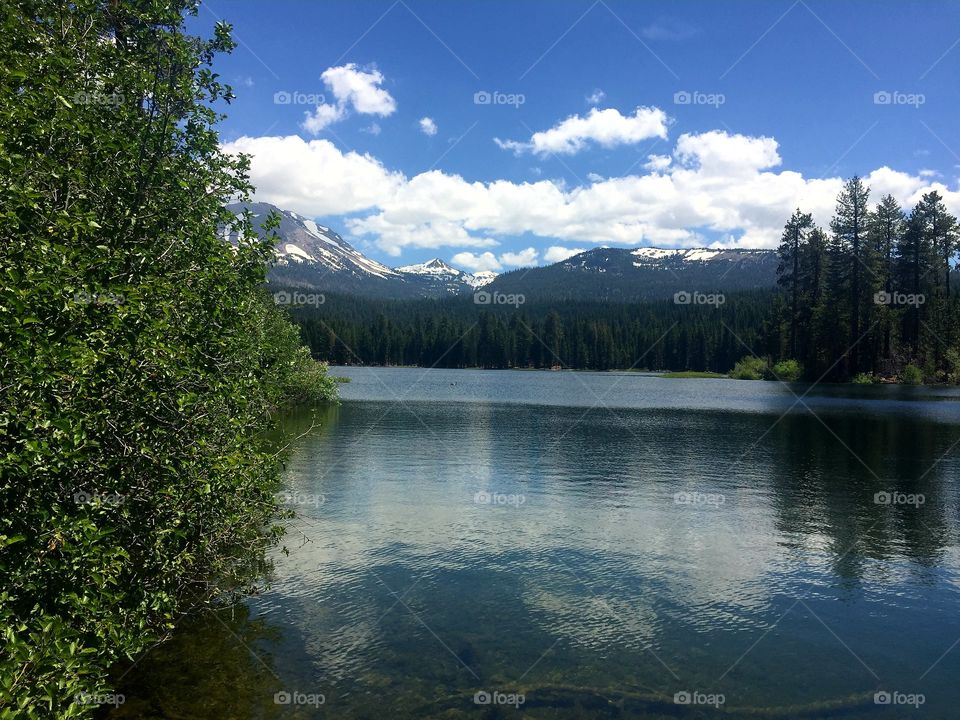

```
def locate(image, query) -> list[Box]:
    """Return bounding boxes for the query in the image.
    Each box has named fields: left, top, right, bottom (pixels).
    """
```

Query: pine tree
left=917, top=191, right=959, bottom=297
left=867, top=194, right=904, bottom=365
left=830, top=176, right=871, bottom=374
left=816, top=232, right=853, bottom=378
left=799, top=227, right=829, bottom=372
left=894, top=202, right=935, bottom=358
left=776, top=209, right=814, bottom=360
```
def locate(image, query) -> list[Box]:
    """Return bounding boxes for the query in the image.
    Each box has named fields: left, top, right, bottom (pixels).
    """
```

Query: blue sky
left=192, top=0, right=960, bottom=272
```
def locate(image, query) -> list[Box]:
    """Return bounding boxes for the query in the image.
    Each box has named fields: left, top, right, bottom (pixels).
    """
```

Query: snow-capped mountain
left=270, top=215, right=397, bottom=280
left=396, top=258, right=496, bottom=295
left=225, top=202, right=411, bottom=295
left=486, top=246, right=778, bottom=302
left=225, top=203, right=495, bottom=298
left=224, top=202, right=777, bottom=302
left=396, top=258, right=462, bottom=277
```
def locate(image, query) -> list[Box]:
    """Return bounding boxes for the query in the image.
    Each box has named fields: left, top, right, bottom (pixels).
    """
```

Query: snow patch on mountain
left=631, top=247, right=765, bottom=267
left=632, top=248, right=680, bottom=261
left=685, top=249, right=721, bottom=262
left=465, top=271, right=497, bottom=288
left=283, top=243, right=314, bottom=262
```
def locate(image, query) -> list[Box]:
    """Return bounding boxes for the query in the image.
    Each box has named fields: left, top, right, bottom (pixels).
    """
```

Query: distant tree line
left=774, top=178, right=960, bottom=381
left=290, top=293, right=776, bottom=373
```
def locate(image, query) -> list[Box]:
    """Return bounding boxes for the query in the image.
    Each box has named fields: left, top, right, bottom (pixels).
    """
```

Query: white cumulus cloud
left=225, top=125, right=960, bottom=260
left=500, top=247, right=539, bottom=267
left=644, top=154, right=672, bottom=172
left=451, top=251, right=501, bottom=272
left=302, top=103, right=346, bottom=134
left=674, top=130, right=780, bottom=175
left=419, top=117, right=438, bottom=136
left=545, top=246, right=586, bottom=263
left=495, top=106, right=669, bottom=156
left=321, top=63, right=395, bottom=115
left=221, top=135, right=403, bottom=217
left=302, top=63, right=396, bottom=134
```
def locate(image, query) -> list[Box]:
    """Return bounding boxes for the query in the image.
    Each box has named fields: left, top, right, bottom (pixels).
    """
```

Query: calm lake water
left=113, top=368, right=960, bottom=719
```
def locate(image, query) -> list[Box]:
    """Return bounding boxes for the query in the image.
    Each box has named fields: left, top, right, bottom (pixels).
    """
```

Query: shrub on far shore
left=901, top=365, right=924, bottom=385
left=771, top=359, right=803, bottom=381
left=730, top=356, right=768, bottom=380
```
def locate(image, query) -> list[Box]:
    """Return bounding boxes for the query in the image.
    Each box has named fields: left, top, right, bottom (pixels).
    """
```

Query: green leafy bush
left=730, top=356, right=768, bottom=380
left=0, top=2, right=336, bottom=716
left=944, top=349, right=960, bottom=385
left=901, top=364, right=924, bottom=385
left=852, top=373, right=876, bottom=385
left=771, top=359, right=803, bottom=381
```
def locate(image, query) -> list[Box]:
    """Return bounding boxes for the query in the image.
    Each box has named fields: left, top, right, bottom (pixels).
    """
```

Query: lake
left=112, top=368, right=960, bottom=718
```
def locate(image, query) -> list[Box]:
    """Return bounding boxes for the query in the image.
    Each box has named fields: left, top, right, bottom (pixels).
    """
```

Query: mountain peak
left=396, top=258, right=462, bottom=276
left=396, top=258, right=499, bottom=292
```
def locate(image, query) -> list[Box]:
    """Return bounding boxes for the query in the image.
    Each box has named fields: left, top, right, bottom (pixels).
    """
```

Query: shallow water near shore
left=111, top=367, right=960, bottom=718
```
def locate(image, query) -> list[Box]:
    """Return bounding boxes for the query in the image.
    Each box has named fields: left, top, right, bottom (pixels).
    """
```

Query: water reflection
left=111, top=371, right=960, bottom=718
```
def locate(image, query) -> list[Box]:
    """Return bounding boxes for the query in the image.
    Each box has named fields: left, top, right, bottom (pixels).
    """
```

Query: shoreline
left=323, top=364, right=940, bottom=386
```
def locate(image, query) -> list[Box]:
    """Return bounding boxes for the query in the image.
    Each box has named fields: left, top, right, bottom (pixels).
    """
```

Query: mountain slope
left=487, top=247, right=778, bottom=302
left=225, top=202, right=778, bottom=302
left=225, top=202, right=419, bottom=297
left=225, top=203, right=495, bottom=298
